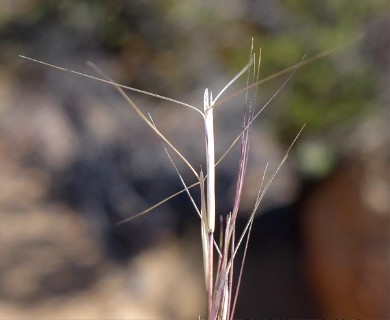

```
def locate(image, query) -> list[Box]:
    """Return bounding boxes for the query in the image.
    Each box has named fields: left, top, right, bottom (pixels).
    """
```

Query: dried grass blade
left=212, top=35, right=364, bottom=110
left=232, top=124, right=305, bottom=262
left=229, top=217, right=253, bottom=320
left=162, top=143, right=201, bottom=219
left=216, top=57, right=299, bottom=169
left=19, top=55, right=204, bottom=116
left=86, top=62, right=199, bottom=179
left=116, top=183, right=197, bottom=225
left=231, top=43, right=257, bottom=224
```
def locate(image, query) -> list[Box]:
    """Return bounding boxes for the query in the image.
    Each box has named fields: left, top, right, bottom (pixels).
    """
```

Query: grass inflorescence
left=20, top=37, right=360, bottom=319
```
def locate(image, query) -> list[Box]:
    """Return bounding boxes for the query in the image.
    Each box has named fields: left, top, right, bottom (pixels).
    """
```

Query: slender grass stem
left=208, top=232, right=214, bottom=319
left=204, top=89, right=216, bottom=233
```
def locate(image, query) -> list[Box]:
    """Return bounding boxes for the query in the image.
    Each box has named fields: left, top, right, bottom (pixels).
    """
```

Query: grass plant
left=20, top=37, right=360, bottom=319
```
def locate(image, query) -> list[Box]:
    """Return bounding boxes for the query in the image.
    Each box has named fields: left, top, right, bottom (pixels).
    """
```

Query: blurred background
left=0, top=0, right=389, bottom=318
